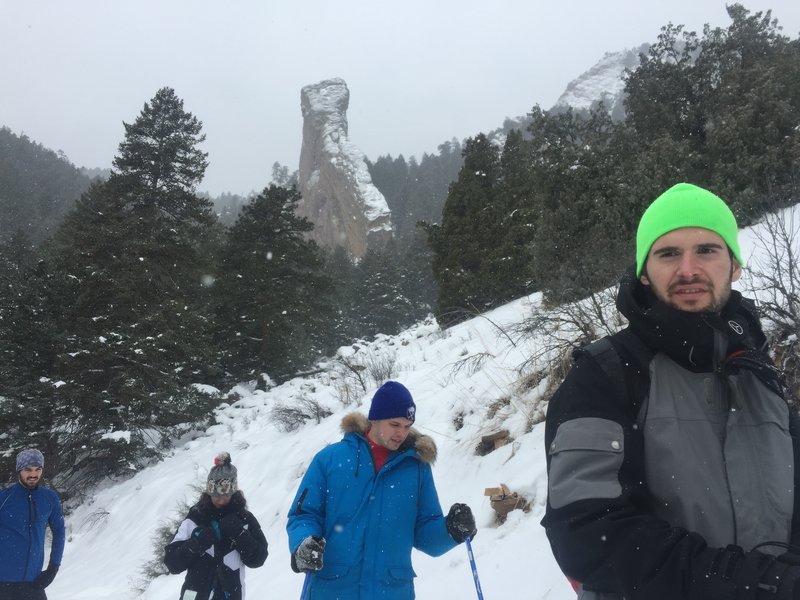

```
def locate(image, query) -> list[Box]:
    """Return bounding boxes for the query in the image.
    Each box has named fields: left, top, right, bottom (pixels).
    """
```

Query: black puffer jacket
left=542, top=269, right=800, bottom=600
left=164, top=499, right=268, bottom=600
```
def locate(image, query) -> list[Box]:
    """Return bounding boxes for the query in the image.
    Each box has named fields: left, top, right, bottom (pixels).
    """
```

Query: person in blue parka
left=287, top=381, right=477, bottom=599
left=0, top=448, right=65, bottom=600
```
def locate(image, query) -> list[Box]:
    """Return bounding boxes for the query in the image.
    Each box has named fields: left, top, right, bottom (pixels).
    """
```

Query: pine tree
left=353, top=245, right=415, bottom=336
left=396, top=226, right=437, bottom=320
left=623, top=23, right=705, bottom=151
left=113, top=87, right=208, bottom=194
left=525, top=106, right=628, bottom=303
left=425, top=134, right=507, bottom=325
left=0, top=234, right=66, bottom=476
left=494, top=129, right=538, bottom=300
left=324, top=246, right=360, bottom=347
left=213, top=185, right=333, bottom=382
left=45, top=88, right=221, bottom=491
left=697, top=5, right=800, bottom=211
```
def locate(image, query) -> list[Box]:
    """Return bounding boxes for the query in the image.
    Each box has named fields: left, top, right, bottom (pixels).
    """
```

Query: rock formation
left=552, top=44, right=649, bottom=119
left=297, top=78, right=392, bottom=260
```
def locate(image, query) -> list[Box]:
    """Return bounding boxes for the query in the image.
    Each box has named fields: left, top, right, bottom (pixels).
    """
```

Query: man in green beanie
left=542, top=183, right=800, bottom=600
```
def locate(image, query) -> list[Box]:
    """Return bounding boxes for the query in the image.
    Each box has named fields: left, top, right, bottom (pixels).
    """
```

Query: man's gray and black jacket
left=542, top=268, right=800, bottom=600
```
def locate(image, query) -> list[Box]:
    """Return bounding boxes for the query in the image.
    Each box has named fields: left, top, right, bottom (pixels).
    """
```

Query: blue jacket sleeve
left=412, top=463, right=457, bottom=557
left=47, top=491, right=66, bottom=566
left=286, top=452, right=327, bottom=553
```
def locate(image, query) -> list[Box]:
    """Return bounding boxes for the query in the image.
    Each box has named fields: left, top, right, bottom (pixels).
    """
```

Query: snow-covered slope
left=49, top=294, right=575, bottom=600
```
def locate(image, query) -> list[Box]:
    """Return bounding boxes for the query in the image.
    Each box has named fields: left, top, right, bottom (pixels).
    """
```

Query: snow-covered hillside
left=48, top=293, right=575, bottom=600
left=45, top=206, right=796, bottom=599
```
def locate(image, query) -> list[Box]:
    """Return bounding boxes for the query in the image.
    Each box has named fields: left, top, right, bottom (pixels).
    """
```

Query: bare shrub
left=741, top=204, right=800, bottom=401
left=508, top=287, right=621, bottom=431
left=515, top=286, right=621, bottom=378
left=486, top=396, right=511, bottom=420
left=364, top=352, right=397, bottom=386
left=335, top=357, right=369, bottom=394
left=331, top=357, right=368, bottom=408
left=270, top=397, right=333, bottom=432
left=446, top=351, right=493, bottom=384
left=333, top=377, right=360, bottom=408
left=332, top=351, right=398, bottom=407
left=541, top=343, right=582, bottom=401
left=80, top=508, right=110, bottom=532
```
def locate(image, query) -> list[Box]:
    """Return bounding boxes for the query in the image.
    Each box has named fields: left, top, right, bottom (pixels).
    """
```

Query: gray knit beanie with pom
left=206, top=451, right=238, bottom=497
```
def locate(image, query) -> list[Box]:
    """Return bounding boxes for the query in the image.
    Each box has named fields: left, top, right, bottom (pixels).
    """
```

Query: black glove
left=689, top=545, right=800, bottom=600
left=220, top=512, right=246, bottom=540
left=187, top=526, right=216, bottom=554
left=446, top=503, right=477, bottom=543
left=292, top=536, right=326, bottom=573
left=778, top=552, right=800, bottom=567
left=756, top=552, right=800, bottom=599
left=34, top=563, right=59, bottom=589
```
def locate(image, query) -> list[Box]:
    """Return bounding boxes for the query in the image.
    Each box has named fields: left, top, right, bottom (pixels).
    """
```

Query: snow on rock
left=298, top=78, right=393, bottom=259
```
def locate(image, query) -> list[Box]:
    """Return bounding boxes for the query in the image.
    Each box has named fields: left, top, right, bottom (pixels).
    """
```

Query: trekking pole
left=299, top=573, right=310, bottom=600
left=465, top=535, right=485, bottom=600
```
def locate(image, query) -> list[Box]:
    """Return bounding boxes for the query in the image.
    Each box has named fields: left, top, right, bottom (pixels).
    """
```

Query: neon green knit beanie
left=635, top=183, right=743, bottom=277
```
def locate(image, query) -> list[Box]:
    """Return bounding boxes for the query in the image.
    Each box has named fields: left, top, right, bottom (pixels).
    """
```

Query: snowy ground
left=45, top=205, right=797, bottom=599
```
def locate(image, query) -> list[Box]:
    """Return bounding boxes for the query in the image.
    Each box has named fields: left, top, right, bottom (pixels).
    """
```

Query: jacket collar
left=341, top=412, right=437, bottom=464
left=616, top=266, right=768, bottom=371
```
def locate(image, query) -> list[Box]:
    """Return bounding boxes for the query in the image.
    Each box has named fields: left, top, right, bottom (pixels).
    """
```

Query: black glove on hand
left=689, top=545, right=800, bottom=600
left=220, top=512, right=246, bottom=540
left=446, top=503, right=477, bottom=543
left=188, top=526, right=216, bottom=554
left=757, top=552, right=800, bottom=599
left=292, top=536, right=326, bottom=573
left=34, top=563, right=59, bottom=589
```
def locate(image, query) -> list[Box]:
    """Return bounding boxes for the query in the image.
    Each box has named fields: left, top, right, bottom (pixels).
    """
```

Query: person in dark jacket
left=164, top=452, right=268, bottom=600
left=0, top=448, right=65, bottom=600
left=287, top=380, right=477, bottom=600
left=543, top=182, right=800, bottom=600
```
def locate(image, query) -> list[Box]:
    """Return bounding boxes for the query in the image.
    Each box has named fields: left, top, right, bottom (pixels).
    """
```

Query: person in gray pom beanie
left=287, top=381, right=477, bottom=599
left=0, top=448, right=65, bottom=599
left=164, top=452, right=267, bottom=600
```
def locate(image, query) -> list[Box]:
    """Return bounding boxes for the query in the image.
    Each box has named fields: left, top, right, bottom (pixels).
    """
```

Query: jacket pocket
left=316, top=563, right=350, bottom=580
left=387, top=566, right=416, bottom=582
left=548, top=417, right=624, bottom=510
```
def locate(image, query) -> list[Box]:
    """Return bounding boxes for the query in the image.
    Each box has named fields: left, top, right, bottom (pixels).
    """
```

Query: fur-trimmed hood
left=341, top=412, right=437, bottom=464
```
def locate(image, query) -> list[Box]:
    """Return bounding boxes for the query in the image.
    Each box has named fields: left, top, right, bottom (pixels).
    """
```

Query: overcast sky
left=3, top=1, right=800, bottom=197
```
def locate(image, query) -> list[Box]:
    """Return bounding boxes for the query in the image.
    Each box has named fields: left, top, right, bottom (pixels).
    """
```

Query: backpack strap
left=580, top=337, right=628, bottom=405
left=578, top=330, right=653, bottom=419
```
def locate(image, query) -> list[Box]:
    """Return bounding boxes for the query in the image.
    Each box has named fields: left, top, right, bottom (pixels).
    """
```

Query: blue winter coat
left=0, top=482, right=65, bottom=582
left=287, top=413, right=457, bottom=599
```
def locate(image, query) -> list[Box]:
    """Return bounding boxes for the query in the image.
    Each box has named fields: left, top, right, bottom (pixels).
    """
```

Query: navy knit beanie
left=16, top=448, right=44, bottom=472
left=368, top=381, right=416, bottom=423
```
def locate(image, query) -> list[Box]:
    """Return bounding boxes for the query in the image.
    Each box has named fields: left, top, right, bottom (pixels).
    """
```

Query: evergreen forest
left=1, top=4, right=799, bottom=498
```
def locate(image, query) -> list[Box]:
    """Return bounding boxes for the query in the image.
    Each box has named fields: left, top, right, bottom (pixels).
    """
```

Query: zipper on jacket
left=712, top=327, right=740, bottom=545
left=24, top=489, right=33, bottom=580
